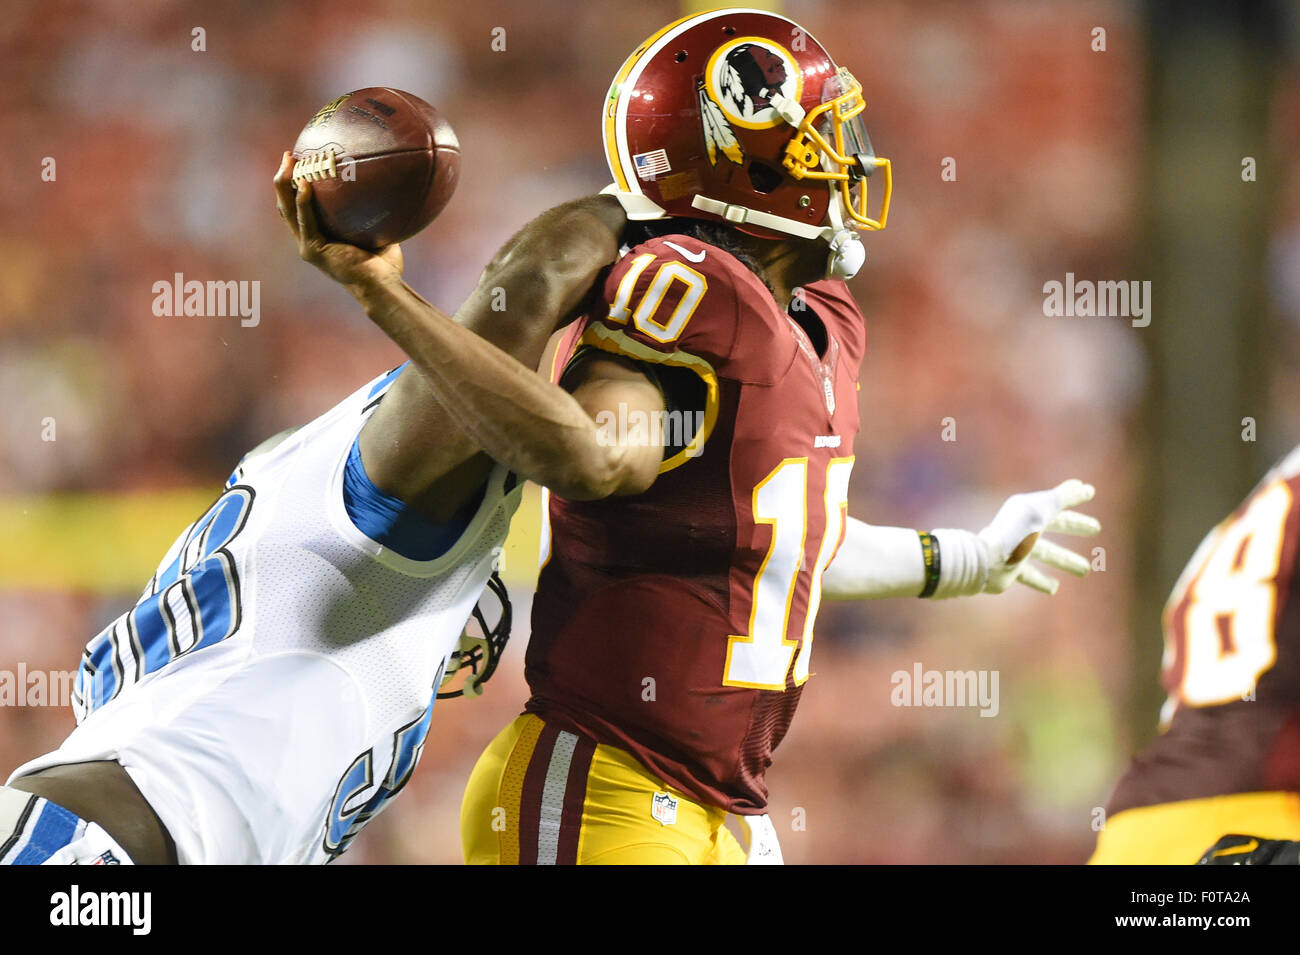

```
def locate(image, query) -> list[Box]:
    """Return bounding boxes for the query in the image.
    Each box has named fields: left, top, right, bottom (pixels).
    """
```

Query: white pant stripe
left=535, top=731, right=578, bottom=865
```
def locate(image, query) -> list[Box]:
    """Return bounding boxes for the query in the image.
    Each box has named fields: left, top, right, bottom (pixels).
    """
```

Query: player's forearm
left=821, top=519, right=927, bottom=599
left=351, top=275, right=633, bottom=500
left=822, top=518, right=990, bottom=600
left=355, top=197, right=627, bottom=502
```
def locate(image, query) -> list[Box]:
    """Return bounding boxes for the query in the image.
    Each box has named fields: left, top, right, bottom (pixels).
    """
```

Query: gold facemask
left=782, top=68, right=892, bottom=231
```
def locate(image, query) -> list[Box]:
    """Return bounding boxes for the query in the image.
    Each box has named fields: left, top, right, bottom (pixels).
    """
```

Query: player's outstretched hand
left=274, top=152, right=404, bottom=291
left=978, top=479, right=1100, bottom=595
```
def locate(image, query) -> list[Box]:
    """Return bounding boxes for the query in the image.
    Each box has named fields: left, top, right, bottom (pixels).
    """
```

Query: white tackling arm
left=822, top=480, right=1101, bottom=600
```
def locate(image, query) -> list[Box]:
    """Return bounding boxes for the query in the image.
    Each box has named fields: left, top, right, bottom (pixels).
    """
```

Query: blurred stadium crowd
left=1, top=0, right=1298, bottom=863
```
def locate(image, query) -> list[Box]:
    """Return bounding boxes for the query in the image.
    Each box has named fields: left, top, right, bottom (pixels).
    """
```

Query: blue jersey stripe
left=187, top=556, right=236, bottom=654
left=13, top=800, right=80, bottom=864
left=133, top=595, right=173, bottom=676
left=367, top=363, right=408, bottom=399
left=80, top=629, right=119, bottom=710
left=341, top=437, right=482, bottom=561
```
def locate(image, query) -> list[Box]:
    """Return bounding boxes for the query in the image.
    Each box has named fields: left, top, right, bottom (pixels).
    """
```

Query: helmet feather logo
left=698, top=80, right=744, bottom=167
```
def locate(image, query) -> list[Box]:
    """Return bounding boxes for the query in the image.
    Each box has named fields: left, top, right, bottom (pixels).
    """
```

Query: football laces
left=292, top=147, right=340, bottom=183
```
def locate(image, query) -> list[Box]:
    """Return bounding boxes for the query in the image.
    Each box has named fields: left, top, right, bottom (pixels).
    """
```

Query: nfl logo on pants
left=651, top=791, right=678, bottom=826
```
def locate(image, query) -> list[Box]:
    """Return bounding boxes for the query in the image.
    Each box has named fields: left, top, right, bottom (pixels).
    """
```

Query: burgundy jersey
left=1108, top=446, right=1300, bottom=815
left=526, top=234, right=866, bottom=813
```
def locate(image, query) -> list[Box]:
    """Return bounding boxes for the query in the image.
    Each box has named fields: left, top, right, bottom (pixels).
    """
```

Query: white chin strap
left=600, top=183, right=867, bottom=281
left=821, top=191, right=866, bottom=280
left=600, top=184, right=667, bottom=220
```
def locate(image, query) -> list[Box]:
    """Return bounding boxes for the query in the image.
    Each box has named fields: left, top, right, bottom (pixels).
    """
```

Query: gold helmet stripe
left=603, top=12, right=697, bottom=192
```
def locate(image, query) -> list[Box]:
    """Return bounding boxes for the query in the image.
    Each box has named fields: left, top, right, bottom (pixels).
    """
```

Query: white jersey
left=9, top=367, right=521, bottom=863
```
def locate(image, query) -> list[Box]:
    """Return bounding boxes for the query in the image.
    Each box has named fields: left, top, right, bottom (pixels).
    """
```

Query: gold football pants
left=461, top=714, right=748, bottom=865
left=1089, top=791, right=1300, bottom=864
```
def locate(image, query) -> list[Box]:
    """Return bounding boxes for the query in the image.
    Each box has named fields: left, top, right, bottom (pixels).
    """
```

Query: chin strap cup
left=825, top=228, right=865, bottom=280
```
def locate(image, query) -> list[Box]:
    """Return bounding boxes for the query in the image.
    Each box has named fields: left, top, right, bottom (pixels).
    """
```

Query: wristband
left=918, top=531, right=941, bottom=598
left=930, top=528, right=992, bottom=598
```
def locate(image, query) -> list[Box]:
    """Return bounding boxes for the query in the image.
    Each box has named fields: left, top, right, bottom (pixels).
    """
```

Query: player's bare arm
left=275, top=155, right=663, bottom=500
left=822, top=480, right=1101, bottom=600
left=556, top=355, right=667, bottom=496
left=358, top=193, right=638, bottom=509
left=352, top=264, right=666, bottom=498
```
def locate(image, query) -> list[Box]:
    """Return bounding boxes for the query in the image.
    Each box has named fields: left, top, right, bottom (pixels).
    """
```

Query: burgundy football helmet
left=601, top=7, right=892, bottom=279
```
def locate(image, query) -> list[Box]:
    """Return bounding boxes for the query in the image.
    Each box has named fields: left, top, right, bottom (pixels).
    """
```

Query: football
left=291, top=87, right=460, bottom=250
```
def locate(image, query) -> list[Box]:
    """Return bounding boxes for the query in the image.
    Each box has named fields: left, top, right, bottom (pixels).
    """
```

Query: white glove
left=932, top=479, right=1100, bottom=597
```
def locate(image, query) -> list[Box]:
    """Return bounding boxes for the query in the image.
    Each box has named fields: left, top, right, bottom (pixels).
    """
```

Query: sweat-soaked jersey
left=526, top=234, right=866, bottom=813
left=1107, top=445, right=1300, bottom=816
